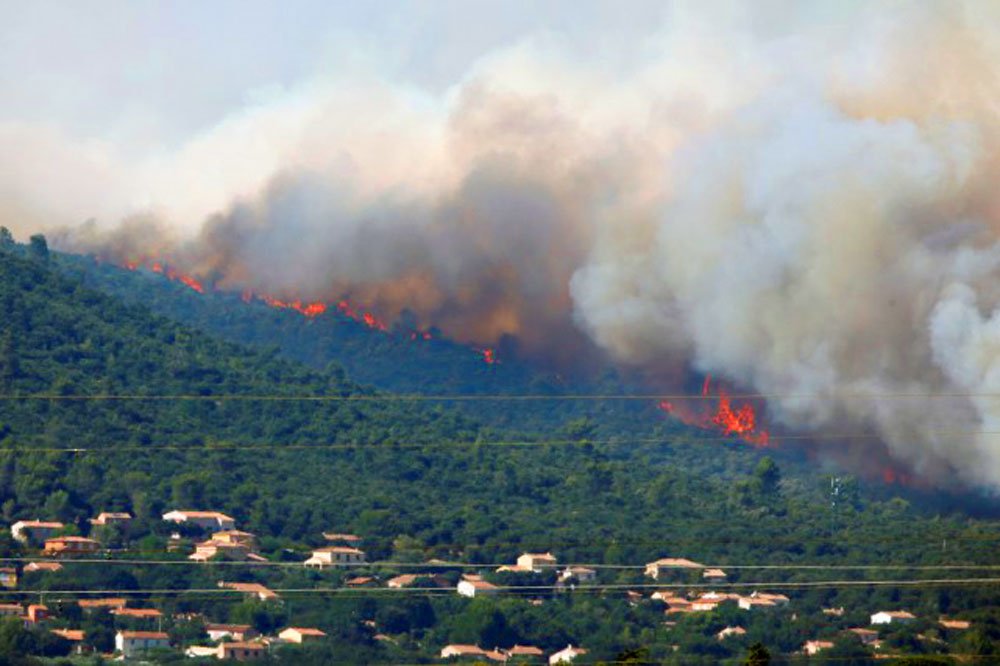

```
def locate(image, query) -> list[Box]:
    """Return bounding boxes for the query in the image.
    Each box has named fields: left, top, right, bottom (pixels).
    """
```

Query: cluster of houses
left=0, top=592, right=329, bottom=660
left=441, top=643, right=585, bottom=664
left=3, top=513, right=978, bottom=660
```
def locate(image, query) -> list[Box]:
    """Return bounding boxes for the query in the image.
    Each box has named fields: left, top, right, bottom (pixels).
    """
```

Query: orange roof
left=112, top=608, right=162, bottom=618
left=24, top=562, right=62, bottom=572
left=14, top=520, right=64, bottom=529
left=283, top=627, right=326, bottom=636
left=45, top=536, right=99, bottom=544
left=119, top=630, right=169, bottom=639
left=443, top=644, right=484, bottom=655
left=314, top=546, right=364, bottom=554
left=79, top=598, right=127, bottom=608
left=648, top=557, right=704, bottom=569
left=940, top=618, right=971, bottom=630
left=345, top=576, right=375, bottom=586
left=52, top=629, right=85, bottom=641
left=166, top=510, right=234, bottom=519
left=507, top=644, right=543, bottom=655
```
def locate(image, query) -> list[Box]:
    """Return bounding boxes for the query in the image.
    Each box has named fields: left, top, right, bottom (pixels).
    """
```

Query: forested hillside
left=58, top=251, right=657, bottom=433
left=2, top=236, right=1000, bottom=663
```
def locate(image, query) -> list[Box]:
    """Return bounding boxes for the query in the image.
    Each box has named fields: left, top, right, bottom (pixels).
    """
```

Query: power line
left=8, top=426, right=1000, bottom=454
left=3, top=577, right=1000, bottom=598
left=4, top=390, right=1000, bottom=402
left=10, top=557, right=1000, bottom=571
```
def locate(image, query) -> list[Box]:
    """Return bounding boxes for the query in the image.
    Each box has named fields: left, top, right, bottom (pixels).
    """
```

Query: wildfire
left=659, top=375, right=769, bottom=447
left=479, top=348, right=497, bottom=365
left=123, top=257, right=205, bottom=294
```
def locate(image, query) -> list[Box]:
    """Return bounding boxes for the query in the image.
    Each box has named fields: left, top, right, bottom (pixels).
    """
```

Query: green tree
left=28, top=234, right=48, bottom=262
left=744, top=642, right=770, bottom=666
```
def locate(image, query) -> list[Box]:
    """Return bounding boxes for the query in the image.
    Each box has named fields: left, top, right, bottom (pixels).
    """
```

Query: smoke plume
left=12, top=2, right=1000, bottom=486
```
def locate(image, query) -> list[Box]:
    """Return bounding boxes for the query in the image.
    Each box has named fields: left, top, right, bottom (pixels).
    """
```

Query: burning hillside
left=15, top=4, right=1000, bottom=487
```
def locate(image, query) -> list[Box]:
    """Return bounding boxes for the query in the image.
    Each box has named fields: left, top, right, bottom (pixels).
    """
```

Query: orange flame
left=480, top=348, right=497, bottom=364
left=660, top=376, right=769, bottom=447
left=122, top=257, right=204, bottom=294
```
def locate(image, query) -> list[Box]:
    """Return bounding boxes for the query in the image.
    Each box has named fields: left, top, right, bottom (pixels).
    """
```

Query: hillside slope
left=3, top=238, right=1000, bottom=663
left=58, top=251, right=658, bottom=433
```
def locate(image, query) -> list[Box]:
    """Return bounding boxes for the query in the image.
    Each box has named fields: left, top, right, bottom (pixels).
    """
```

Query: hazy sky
left=0, top=0, right=676, bottom=150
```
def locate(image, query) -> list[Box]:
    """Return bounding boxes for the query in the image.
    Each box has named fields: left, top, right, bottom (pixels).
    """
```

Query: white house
left=644, top=557, right=704, bottom=579
left=304, top=546, right=366, bottom=568
left=161, top=510, right=235, bottom=531
left=441, top=644, right=486, bottom=659
left=115, top=630, right=170, bottom=658
left=803, top=640, right=834, bottom=656
left=717, top=626, right=746, bottom=640
left=549, top=644, right=588, bottom=664
left=204, top=624, right=256, bottom=642
left=871, top=610, right=916, bottom=625
left=559, top=566, right=596, bottom=583
left=457, top=579, right=499, bottom=598
left=278, top=627, right=326, bottom=643
left=10, top=520, right=64, bottom=544
left=517, top=552, right=558, bottom=572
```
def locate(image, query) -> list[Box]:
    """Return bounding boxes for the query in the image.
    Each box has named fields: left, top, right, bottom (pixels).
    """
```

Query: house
left=738, top=592, right=789, bottom=610
left=24, top=562, right=62, bottom=573
left=803, top=640, right=834, bottom=656
left=559, top=566, right=596, bottom=583
left=871, top=610, right=916, bottom=625
left=304, top=546, right=366, bottom=568
left=217, top=641, right=267, bottom=660
left=205, top=624, right=257, bottom=642
left=25, top=604, right=48, bottom=624
left=345, top=576, right=377, bottom=587
left=717, top=626, right=746, bottom=640
left=220, top=582, right=278, bottom=602
left=691, top=598, right=721, bottom=612
left=847, top=628, right=879, bottom=645
left=162, top=510, right=236, bottom=531
left=190, top=539, right=252, bottom=562
left=441, top=644, right=486, bottom=659
left=703, top=568, right=728, bottom=582
left=940, top=617, right=971, bottom=630
left=0, top=567, right=17, bottom=588
left=822, top=607, right=845, bottom=617
left=115, top=630, right=170, bottom=658
left=90, top=512, right=132, bottom=527
left=278, top=627, right=326, bottom=643
left=457, top=579, right=499, bottom=598
left=79, top=598, right=127, bottom=612
left=43, top=536, right=101, bottom=556
left=51, top=628, right=86, bottom=643
left=0, top=604, right=21, bottom=617
left=387, top=573, right=449, bottom=588
left=549, top=644, right=588, bottom=664
left=51, top=629, right=88, bottom=655
left=507, top=644, right=544, bottom=658
left=211, top=530, right=258, bottom=549
left=517, top=552, right=558, bottom=572
left=644, top=557, right=704, bottom=579
left=112, top=608, right=162, bottom=620
left=10, top=521, right=64, bottom=544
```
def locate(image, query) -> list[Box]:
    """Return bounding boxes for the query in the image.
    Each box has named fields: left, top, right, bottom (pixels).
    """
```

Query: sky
left=0, top=0, right=673, bottom=151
